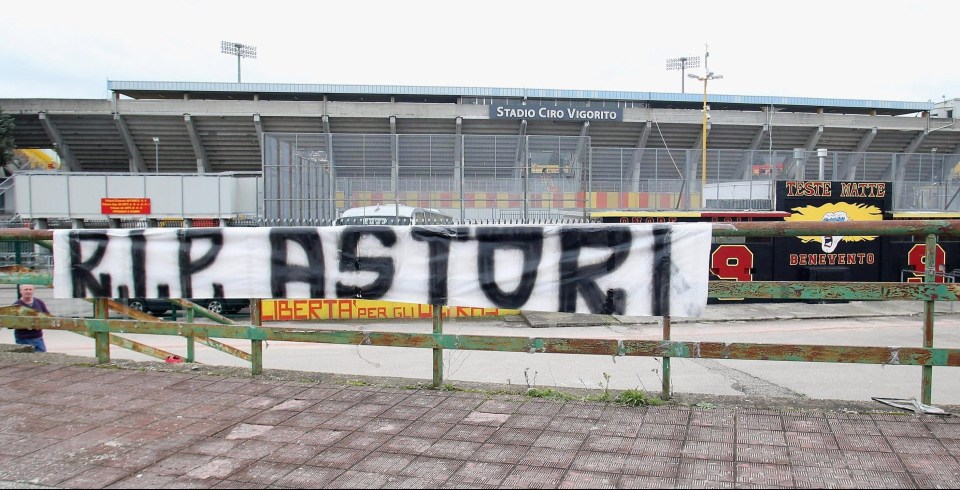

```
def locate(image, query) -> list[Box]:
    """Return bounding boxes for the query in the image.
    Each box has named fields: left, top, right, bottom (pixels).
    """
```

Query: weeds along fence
left=0, top=221, right=959, bottom=404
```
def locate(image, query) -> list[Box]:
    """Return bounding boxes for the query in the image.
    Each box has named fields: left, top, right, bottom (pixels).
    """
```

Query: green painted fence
left=1, top=221, right=959, bottom=404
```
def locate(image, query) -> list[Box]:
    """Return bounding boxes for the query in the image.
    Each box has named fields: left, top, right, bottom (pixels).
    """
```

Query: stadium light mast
left=220, top=41, right=257, bottom=83
left=665, top=55, right=700, bottom=93
left=687, top=45, right=722, bottom=204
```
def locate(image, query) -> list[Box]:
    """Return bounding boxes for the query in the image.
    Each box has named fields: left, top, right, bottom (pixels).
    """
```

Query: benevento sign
left=52, top=224, right=711, bottom=317
left=491, top=103, right=622, bottom=122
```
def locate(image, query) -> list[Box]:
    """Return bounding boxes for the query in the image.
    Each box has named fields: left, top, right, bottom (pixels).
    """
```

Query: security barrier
left=1, top=221, right=959, bottom=405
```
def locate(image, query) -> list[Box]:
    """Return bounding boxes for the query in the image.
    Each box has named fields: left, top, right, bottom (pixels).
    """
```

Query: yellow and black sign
left=262, top=299, right=518, bottom=322
left=776, top=181, right=890, bottom=282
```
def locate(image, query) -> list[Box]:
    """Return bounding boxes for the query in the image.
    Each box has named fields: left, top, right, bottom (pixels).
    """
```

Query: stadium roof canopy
left=107, top=80, right=931, bottom=116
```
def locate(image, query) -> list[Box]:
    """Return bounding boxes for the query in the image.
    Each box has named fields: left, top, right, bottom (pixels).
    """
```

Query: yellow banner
left=262, top=299, right=518, bottom=322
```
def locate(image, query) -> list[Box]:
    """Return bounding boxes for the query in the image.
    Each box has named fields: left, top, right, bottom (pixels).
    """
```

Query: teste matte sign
left=774, top=181, right=892, bottom=282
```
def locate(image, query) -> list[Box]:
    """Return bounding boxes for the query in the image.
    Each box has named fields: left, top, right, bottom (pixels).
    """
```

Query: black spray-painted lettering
left=68, top=231, right=112, bottom=298
left=410, top=226, right=471, bottom=305
left=336, top=227, right=397, bottom=299
left=269, top=228, right=325, bottom=298
left=558, top=227, right=631, bottom=314
left=129, top=229, right=147, bottom=298
left=177, top=229, right=224, bottom=298
left=651, top=226, right=672, bottom=316
left=476, top=227, right=543, bottom=308
left=53, top=224, right=707, bottom=316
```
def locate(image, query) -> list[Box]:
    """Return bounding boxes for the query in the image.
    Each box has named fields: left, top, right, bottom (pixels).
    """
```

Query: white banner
left=53, top=224, right=712, bottom=317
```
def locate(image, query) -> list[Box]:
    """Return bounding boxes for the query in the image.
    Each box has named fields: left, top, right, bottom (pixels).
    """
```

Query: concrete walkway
left=1, top=353, right=959, bottom=489
left=3, top=288, right=960, bottom=488
left=524, top=299, right=959, bottom=327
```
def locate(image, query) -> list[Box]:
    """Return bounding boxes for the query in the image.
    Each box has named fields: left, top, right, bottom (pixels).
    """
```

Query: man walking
left=13, top=284, right=48, bottom=352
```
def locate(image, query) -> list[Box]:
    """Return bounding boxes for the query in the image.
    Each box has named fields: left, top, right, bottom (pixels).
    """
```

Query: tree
left=0, top=109, right=14, bottom=168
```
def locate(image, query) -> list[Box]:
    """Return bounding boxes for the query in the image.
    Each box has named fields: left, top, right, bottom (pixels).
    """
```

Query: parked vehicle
left=115, top=298, right=249, bottom=315
left=334, top=204, right=454, bottom=226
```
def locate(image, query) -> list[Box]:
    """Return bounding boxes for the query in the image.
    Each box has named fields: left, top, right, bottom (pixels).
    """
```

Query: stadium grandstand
left=1, top=81, right=958, bottom=226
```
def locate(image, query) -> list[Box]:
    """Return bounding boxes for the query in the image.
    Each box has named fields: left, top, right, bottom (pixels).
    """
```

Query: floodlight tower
left=220, top=41, right=257, bottom=83
left=665, top=56, right=700, bottom=93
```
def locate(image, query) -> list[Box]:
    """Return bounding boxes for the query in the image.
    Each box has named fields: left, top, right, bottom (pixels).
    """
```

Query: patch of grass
left=342, top=379, right=370, bottom=387
left=526, top=387, right=576, bottom=401
left=92, top=363, right=125, bottom=370
left=584, top=392, right=614, bottom=403
left=616, top=389, right=665, bottom=407
left=423, top=383, right=513, bottom=396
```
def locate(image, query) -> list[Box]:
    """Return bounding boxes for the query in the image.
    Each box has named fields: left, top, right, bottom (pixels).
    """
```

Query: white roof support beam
left=734, top=125, right=769, bottom=180
left=183, top=114, right=209, bottom=173
left=783, top=126, right=824, bottom=179
left=322, top=115, right=335, bottom=181
left=454, top=117, right=463, bottom=187
left=838, top=127, right=877, bottom=180
left=513, top=119, right=527, bottom=179
left=803, top=126, right=824, bottom=157
left=454, top=117, right=464, bottom=221
left=885, top=130, right=929, bottom=181
left=320, top=115, right=336, bottom=219
left=38, top=113, right=78, bottom=171
left=629, top=121, right=652, bottom=190
left=390, top=115, right=398, bottom=192
left=113, top=114, right=147, bottom=173
left=253, top=113, right=264, bottom=151
left=571, top=121, right=591, bottom=181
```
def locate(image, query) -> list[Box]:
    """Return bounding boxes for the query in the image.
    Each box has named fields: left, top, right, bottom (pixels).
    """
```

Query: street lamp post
left=688, top=70, right=722, bottom=202
left=152, top=137, right=159, bottom=174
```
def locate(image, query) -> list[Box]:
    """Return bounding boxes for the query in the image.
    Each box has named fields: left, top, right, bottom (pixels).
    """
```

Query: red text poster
left=101, top=198, right=151, bottom=215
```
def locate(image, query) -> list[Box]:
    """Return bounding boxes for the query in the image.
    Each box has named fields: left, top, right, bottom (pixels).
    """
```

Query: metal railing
left=264, top=132, right=960, bottom=222
left=1, top=221, right=959, bottom=405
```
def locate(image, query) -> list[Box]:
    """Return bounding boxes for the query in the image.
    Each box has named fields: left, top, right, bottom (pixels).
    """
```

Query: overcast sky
left=2, top=1, right=957, bottom=103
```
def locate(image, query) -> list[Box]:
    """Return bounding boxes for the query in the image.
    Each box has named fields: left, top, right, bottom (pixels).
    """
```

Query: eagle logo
left=784, top=202, right=882, bottom=253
